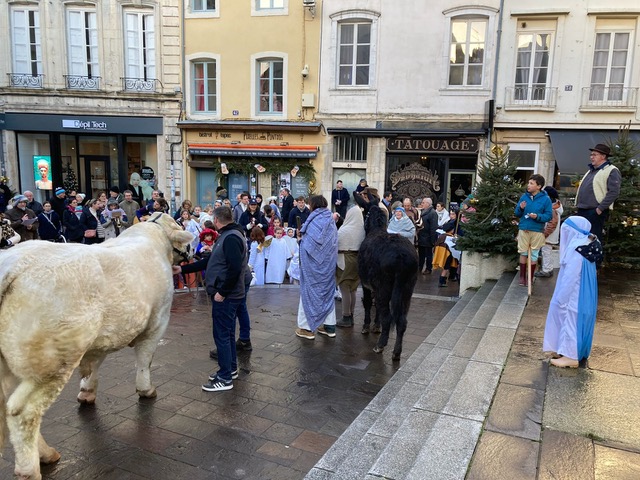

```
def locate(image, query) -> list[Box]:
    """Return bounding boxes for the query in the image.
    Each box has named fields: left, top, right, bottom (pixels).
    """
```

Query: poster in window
left=34, top=156, right=53, bottom=190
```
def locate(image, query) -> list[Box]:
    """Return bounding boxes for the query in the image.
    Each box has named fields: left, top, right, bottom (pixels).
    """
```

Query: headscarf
left=387, top=208, right=416, bottom=241
left=337, top=206, right=365, bottom=270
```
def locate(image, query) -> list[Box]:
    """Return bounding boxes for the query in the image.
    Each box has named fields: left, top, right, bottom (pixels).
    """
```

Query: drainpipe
left=489, top=0, right=505, bottom=152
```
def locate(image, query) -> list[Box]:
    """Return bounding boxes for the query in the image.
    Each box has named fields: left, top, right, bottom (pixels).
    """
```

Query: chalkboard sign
left=291, top=175, right=308, bottom=199
left=228, top=174, right=249, bottom=202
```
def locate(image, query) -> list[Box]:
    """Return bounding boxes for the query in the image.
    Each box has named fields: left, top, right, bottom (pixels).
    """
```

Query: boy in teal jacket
left=514, top=174, right=553, bottom=286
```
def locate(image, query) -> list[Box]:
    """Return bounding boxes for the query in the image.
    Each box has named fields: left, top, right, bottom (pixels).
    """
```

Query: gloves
left=0, top=237, right=7, bottom=248
left=258, top=224, right=263, bottom=229
left=246, top=223, right=253, bottom=230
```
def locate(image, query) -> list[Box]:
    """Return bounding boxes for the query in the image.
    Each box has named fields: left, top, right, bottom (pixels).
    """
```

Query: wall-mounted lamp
left=301, top=65, right=309, bottom=78
left=303, top=0, right=316, bottom=17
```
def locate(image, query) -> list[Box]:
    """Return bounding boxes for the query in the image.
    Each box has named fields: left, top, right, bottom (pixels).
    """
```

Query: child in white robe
left=248, top=226, right=268, bottom=286
left=265, top=227, right=292, bottom=284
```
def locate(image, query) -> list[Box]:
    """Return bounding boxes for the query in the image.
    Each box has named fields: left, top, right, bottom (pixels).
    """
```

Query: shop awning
left=188, top=143, right=318, bottom=158
left=549, top=130, right=640, bottom=175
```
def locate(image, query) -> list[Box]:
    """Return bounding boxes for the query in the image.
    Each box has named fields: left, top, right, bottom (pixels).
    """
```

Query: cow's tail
left=0, top=353, right=7, bottom=451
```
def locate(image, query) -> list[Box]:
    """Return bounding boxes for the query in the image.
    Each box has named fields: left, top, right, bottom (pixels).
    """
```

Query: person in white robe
left=264, top=227, right=292, bottom=284
left=248, top=226, right=268, bottom=286
left=542, top=216, right=601, bottom=368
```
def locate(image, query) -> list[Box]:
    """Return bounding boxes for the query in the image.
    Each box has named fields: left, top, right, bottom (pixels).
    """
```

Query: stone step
left=307, top=273, right=526, bottom=479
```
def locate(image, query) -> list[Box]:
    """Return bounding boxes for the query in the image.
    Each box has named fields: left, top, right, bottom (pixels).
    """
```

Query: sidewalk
left=468, top=267, right=640, bottom=479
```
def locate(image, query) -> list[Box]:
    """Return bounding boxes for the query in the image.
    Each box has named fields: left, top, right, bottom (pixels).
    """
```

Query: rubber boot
left=519, top=263, right=527, bottom=286
left=438, top=275, right=447, bottom=288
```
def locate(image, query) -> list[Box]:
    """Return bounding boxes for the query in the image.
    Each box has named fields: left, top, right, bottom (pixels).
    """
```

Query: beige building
left=0, top=0, right=182, bottom=208
left=179, top=0, right=323, bottom=207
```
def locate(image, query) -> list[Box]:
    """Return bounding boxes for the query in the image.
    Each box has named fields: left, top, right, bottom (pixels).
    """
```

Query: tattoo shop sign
left=387, top=137, right=479, bottom=154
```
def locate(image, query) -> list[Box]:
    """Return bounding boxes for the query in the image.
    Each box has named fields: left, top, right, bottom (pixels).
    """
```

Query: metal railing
left=64, top=75, right=101, bottom=90
left=581, top=86, right=638, bottom=109
left=8, top=73, right=44, bottom=88
left=121, top=77, right=158, bottom=92
left=505, top=86, right=557, bottom=109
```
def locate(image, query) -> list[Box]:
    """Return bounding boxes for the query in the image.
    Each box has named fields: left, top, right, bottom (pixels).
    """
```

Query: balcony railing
left=505, top=86, right=557, bottom=110
left=121, top=77, right=158, bottom=92
left=581, top=86, right=638, bottom=110
left=8, top=73, right=44, bottom=88
left=64, top=75, right=101, bottom=90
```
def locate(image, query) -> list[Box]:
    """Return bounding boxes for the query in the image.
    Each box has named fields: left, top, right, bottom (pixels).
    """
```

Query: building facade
left=493, top=1, right=640, bottom=193
left=179, top=0, right=323, bottom=207
left=0, top=0, right=182, bottom=208
left=317, top=0, right=501, bottom=207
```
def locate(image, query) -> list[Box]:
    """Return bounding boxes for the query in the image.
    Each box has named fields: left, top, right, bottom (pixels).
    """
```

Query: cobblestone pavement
left=0, top=274, right=456, bottom=479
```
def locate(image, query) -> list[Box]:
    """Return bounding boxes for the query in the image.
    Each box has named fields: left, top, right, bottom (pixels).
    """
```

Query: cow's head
left=148, top=212, right=194, bottom=264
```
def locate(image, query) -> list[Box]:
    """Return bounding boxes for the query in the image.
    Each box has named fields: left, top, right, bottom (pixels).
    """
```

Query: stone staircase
left=306, top=272, right=529, bottom=480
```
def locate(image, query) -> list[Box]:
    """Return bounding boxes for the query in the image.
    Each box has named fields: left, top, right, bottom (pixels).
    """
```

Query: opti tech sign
left=62, top=119, right=108, bottom=131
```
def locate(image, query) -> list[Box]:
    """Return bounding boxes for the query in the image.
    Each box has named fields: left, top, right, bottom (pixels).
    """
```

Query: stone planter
left=459, top=251, right=517, bottom=294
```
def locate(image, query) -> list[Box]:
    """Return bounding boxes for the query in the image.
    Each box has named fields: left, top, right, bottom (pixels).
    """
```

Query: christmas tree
left=63, top=162, right=78, bottom=193
left=604, top=125, right=640, bottom=260
left=455, top=144, right=523, bottom=257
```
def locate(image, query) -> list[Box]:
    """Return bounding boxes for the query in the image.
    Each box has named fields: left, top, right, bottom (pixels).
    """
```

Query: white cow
left=0, top=212, right=193, bottom=480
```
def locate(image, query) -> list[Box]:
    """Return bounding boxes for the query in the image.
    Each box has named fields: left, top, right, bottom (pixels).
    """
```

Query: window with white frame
left=333, top=136, right=367, bottom=162
left=67, top=9, right=99, bottom=81
left=508, top=144, right=539, bottom=184
left=449, top=17, right=487, bottom=86
left=124, top=11, right=155, bottom=81
left=192, top=0, right=216, bottom=12
left=11, top=7, right=42, bottom=76
left=338, top=21, right=371, bottom=86
left=257, top=58, right=283, bottom=114
left=514, top=31, right=552, bottom=101
left=192, top=60, right=217, bottom=113
left=256, top=0, right=284, bottom=10
left=589, top=30, right=631, bottom=102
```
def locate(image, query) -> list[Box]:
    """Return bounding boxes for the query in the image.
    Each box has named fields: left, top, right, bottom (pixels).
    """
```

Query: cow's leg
left=7, top=377, right=68, bottom=480
left=361, top=287, right=373, bottom=334
left=77, top=354, right=106, bottom=404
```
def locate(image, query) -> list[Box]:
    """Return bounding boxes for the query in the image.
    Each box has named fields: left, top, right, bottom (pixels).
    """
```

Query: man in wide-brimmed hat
left=575, top=143, right=621, bottom=243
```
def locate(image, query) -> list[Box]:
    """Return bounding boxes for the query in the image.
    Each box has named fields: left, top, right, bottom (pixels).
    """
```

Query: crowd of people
left=0, top=141, right=622, bottom=388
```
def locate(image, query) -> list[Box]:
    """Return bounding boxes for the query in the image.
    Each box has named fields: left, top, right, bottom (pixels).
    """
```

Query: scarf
left=299, top=208, right=338, bottom=331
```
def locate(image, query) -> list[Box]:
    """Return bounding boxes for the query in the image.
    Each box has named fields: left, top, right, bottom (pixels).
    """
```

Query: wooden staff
left=527, top=245, right=532, bottom=297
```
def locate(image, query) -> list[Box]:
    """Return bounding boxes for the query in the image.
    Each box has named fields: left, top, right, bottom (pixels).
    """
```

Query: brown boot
left=519, top=263, right=527, bottom=286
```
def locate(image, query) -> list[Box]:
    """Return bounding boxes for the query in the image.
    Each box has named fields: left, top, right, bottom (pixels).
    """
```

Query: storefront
left=3, top=113, right=163, bottom=204
left=179, top=121, right=323, bottom=207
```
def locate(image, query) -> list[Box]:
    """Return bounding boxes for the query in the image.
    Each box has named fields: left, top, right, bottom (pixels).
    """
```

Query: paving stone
left=414, top=356, right=472, bottom=413
left=367, top=380, right=426, bottom=438
left=594, top=443, right=640, bottom=480
left=485, top=383, right=544, bottom=441
left=291, top=430, right=337, bottom=455
left=451, top=326, right=485, bottom=358
left=467, top=430, right=538, bottom=480
left=538, top=429, right=594, bottom=480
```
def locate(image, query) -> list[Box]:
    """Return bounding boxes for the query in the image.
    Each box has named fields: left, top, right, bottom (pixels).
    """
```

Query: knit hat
left=12, top=195, right=28, bottom=206
left=107, top=198, right=119, bottom=206
left=55, top=187, right=66, bottom=196
left=77, top=193, right=86, bottom=201
left=199, top=228, right=218, bottom=241
left=544, top=186, right=559, bottom=201
left=109, top=186, right=120, bottom=194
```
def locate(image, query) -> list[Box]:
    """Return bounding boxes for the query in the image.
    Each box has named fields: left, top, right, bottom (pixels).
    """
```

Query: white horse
left=0, top=212, right=193, bottom=480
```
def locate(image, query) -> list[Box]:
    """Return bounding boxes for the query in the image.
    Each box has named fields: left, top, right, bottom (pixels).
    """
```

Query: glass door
left=447, top=170, right=476, bottom=209
left=83, top=155, right=111, bottom=200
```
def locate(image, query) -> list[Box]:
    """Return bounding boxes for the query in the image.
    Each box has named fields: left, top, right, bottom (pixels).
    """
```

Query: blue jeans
left=237, top=284, right=251, bottom=341
left=212, top=298, right=242, bottom=382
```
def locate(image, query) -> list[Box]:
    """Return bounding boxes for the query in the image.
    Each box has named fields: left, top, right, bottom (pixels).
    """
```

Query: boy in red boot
left=514, top=174, right=553, bottom=286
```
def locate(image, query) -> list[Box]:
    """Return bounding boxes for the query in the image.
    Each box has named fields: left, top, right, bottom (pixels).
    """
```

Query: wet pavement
left=0, top=273, right=456, bottom=479
left=468, top=268, right=640, bottom=479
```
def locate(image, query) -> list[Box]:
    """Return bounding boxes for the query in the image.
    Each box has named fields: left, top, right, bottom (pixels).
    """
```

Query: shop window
left=126, top=136, right=158, bottom=203
left=10, top=6, right=43, bottom=88
left=192, top=60, right=217, bottom=113
left=66, top=9, right=100, bottom=90
left=123, top=10, right=156, bottom=91
left=508, top=143, right=539, bottom=185
left=333, top=136, right=367, bottom=162
left=257, top=57, right=284, bottom=115
left=16, top=133, right=50, bottom=198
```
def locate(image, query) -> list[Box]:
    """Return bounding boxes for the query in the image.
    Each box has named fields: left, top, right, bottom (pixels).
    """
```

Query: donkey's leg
left=373, top=292, right=392, bottom=354
left=361, top=287, right=373, bottom=334
left=391, top=314, right=408, bottom=361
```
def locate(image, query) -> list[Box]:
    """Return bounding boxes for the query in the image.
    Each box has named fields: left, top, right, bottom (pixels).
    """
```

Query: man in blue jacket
left=514, top=174, right=552, bottom=286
